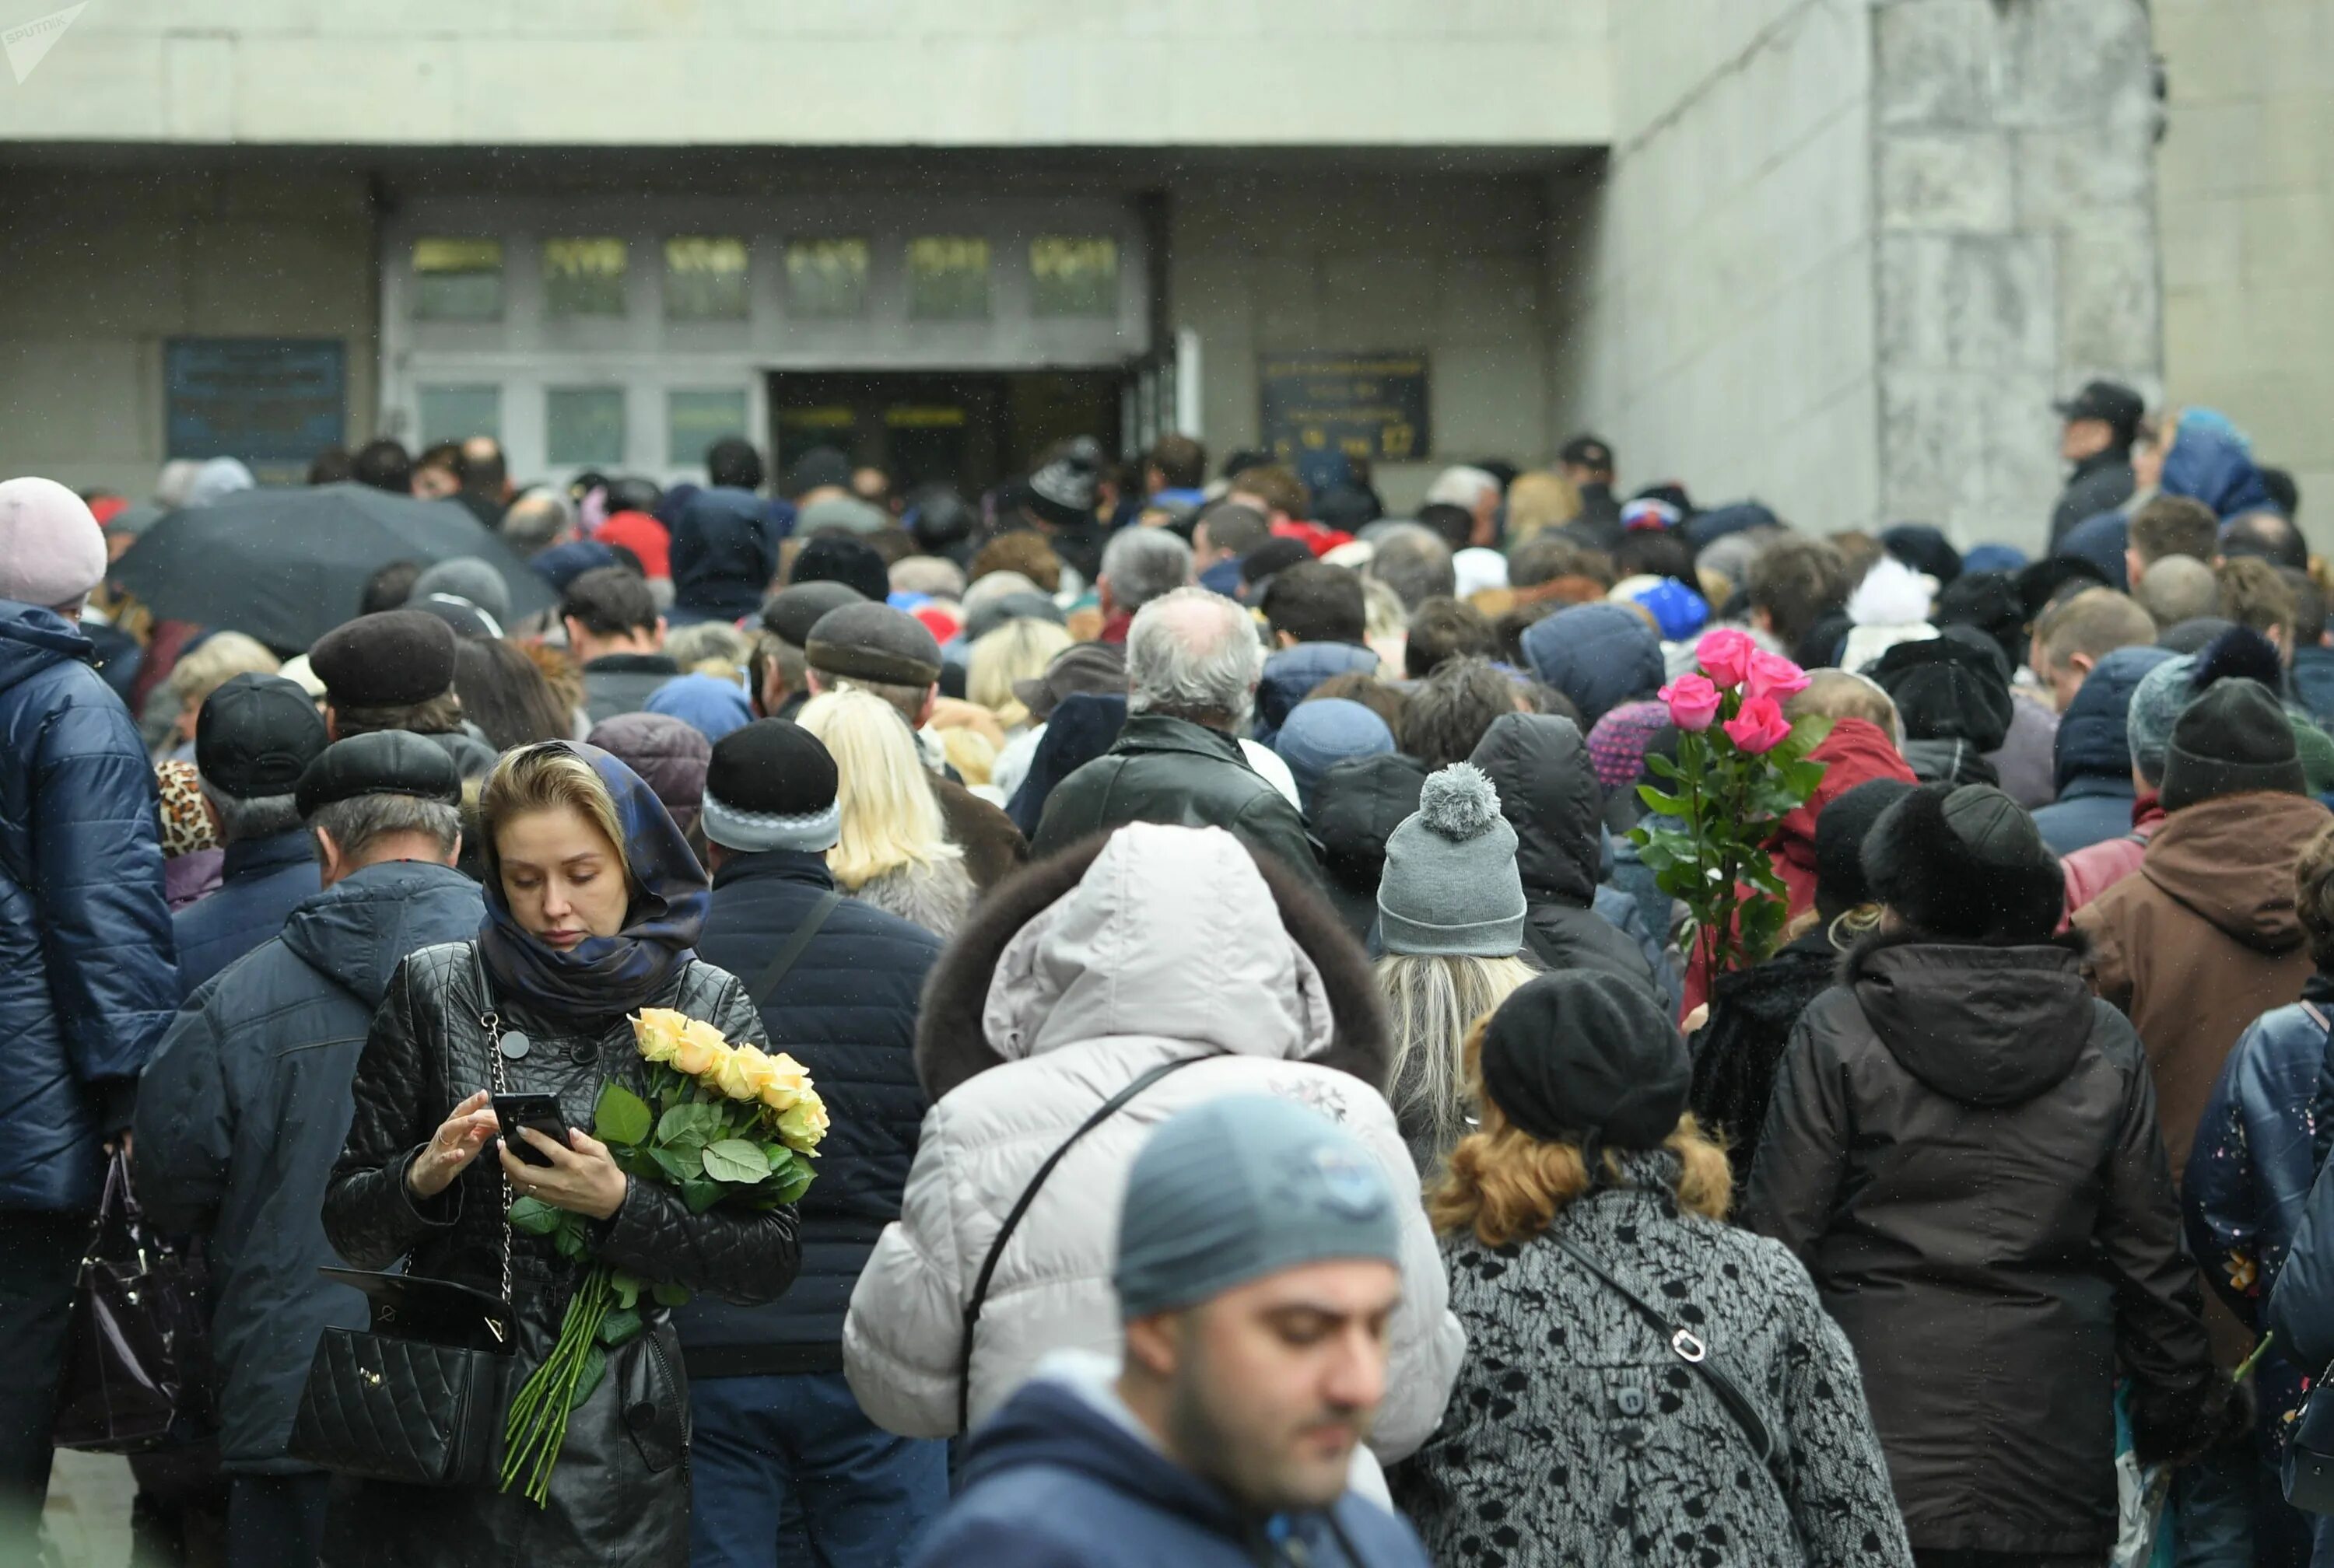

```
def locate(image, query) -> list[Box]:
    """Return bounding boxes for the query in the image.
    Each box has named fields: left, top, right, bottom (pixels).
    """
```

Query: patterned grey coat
left=1392, top=1153, right=1911, bottom=1568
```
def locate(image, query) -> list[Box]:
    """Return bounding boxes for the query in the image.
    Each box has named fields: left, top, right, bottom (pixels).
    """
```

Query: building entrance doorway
left=766, top=369, right=1122, bottom=497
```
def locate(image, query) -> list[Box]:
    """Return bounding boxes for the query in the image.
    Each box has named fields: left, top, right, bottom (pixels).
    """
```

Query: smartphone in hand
left=491, top=1093, right=570, bottom=1168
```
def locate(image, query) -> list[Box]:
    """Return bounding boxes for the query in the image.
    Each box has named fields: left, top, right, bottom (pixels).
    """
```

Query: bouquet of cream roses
left=499, top=1008, right=826, bottom=1503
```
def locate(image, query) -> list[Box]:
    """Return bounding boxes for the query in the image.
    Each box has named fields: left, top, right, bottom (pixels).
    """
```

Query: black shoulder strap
left=748, top=890, right=844, bottom=1006
left=1549, top=1232, right=1785, bottom=1483
left=956, top=1054, right=1203, bottom=1432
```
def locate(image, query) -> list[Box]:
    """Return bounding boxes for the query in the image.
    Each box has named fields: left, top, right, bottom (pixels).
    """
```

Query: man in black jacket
left=136, top=733, right=480, bottom=1568
left=563, top=565, right=678, bottom=723
left=680, top=719, right=948, bottom=1567
left=2049, top=380, right=2144, bottom=547
left=1034, top=586, right=1322, bottom=886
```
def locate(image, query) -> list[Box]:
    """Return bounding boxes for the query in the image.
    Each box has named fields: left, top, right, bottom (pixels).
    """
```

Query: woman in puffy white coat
left=843, top=821, right=1465, bottom=1458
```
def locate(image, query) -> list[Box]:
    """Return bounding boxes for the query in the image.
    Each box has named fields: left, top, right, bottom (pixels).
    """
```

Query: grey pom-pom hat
left=1377, top=762, right=1528, bottom=957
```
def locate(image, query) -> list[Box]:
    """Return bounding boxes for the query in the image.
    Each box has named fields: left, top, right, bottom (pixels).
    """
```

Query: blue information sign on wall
left=166, top=338, right=345, bottom=463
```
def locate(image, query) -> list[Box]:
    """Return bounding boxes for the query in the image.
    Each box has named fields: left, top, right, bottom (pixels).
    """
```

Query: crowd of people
left=1, top=385, right=2331, bottom=1567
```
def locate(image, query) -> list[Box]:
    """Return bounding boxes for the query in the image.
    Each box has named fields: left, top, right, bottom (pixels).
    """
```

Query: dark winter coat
left=679, top=849, right=940, bottom=1377
left=321, top=943, right=802, bottom=1567
left=1396, top=1152, right=1912, bottom=1568
left=1743, top=933, right=2223, bottom=1556
left=1985, top=691, right=2061, bottom=810
left=1467, top=714, right=1663, bottom=1000
left=0, top=600, right=179, bottom=1212
left=909, top=1368, right=1428, bottom=1568
left=135, top=860, right=485, bottom=1472
left=2293, top=643, right=2334, bottom=730
left=2185, top=974, right=2334, bottom=1461
left=668, top=488, right=780, bottom=625
left=1308, top=751, right=1428, bottom=943
left=1518, top=603, right=1664, bottom=728
left=2050, top=449, right=2137, bottom=547
left=2075, top=789, right=2332, bottom=1183
left=581, top=653, right=683, bottom=724
left=1253, top=641, right=1379, bottom=745
left=1687, top=928, right=1838, bottom=1181
left=171, top=828, right=322, bottom=1001
left=1032, top=712, right=1321, bottom=887
left=934, top=769, right=1028, bottom=894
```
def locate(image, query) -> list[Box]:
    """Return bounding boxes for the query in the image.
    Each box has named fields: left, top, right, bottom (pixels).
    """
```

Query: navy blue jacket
left=171, top=828, right=322, bottom=1001
left=0, top=600, right=178, bottom=1212
left=135, top=858, right=484, bottom=1470
left=2291, top=645, right=2334, bottom=730
left=679, top=849, right=941, bottom=1376
left=1253, top=642, right=1379, bottom=746
left=2031, top=777, right=2137, bottom=857
left=908, top=1373, right=1428, bottom=1568
left=1519, top=602, right=1664, bottom=727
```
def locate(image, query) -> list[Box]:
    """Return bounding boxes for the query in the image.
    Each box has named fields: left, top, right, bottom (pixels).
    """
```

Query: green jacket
left=1031, top=713, right=1323, bottom=887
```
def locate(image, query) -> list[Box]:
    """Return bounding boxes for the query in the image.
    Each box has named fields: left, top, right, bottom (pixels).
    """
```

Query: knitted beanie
left=2160, top=679, right=2307, bottom=811
left=2125, top=653, right=2196, bottom=787
left=0, top=477, right=107, bottom=609
left=1376, top=763, right=1528, bottom=957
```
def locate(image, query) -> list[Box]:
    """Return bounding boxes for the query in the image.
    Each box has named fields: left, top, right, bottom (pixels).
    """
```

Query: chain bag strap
left=288, top=947, right=519, bottom=1486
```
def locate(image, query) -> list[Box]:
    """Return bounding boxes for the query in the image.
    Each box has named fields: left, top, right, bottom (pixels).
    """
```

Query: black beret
left=804, top=601, right=943, bottom=688
left=1478, top=971, right=1690, bottom=1154
left=760, top=579, right=867, bottom=648
left=790, top=534, right=891, bottom=603
left=296, top=730, right=463, bottom=817
left=195, top=672, right=329, bottom=800
left=309, top=610, right=457, bottom=708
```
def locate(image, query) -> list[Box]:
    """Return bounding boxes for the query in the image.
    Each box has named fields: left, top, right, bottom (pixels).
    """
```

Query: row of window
left=411, top=235, right=1120, bottom=324
left=419, top=385, right=748, bottom=467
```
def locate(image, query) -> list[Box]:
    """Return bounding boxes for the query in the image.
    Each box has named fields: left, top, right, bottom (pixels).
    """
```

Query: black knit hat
left=2160, top=678, right=2308, bottom=811
left=804, top=601, right=944, bottom=688
left=701, top=718, right=840, bottom=853
left=790, top=535, right=890, bottom=604
left=295, top=730, right=461, bottom=817
left=1866, top=627, right=2015, bottom=751
left=309, top=609, right=459, bottom=708
left=1813, top=778, right=1916, bottom=915
left=196, top=672, right=329, bottom=800
left=760, top=579, right=866, bottom=648
left=1863, top=782, right=2063, bottom=943
left=1478, top=971, right=1690, bottom=1156
left=1933, top=571, right=2027, bottom=674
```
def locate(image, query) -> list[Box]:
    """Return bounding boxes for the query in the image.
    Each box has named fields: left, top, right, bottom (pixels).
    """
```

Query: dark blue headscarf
left=478, top=741, right=710, bottom=1019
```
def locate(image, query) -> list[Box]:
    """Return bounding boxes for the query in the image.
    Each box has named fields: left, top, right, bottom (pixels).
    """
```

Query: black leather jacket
left=321, top=941, right=801, bottom=1567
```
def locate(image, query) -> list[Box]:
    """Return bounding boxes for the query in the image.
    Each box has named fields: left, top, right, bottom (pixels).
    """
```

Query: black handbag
left=288, top=953, right=520, bottom=1487
left=51, top=1148, right=212, bottom=1454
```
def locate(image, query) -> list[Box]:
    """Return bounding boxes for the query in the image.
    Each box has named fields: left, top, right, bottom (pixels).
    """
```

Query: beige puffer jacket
left=842, top=823, right=1463, bottom=1457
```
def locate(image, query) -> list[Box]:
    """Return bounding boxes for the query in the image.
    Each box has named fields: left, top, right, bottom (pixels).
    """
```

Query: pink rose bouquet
left=1633, top=635, right=1833, bottom=978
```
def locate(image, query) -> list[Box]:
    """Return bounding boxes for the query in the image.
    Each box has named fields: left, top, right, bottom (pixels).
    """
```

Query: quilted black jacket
left=679, top=849, right=940, bottom=1377
left=321, top=941, right=801, bottom=1568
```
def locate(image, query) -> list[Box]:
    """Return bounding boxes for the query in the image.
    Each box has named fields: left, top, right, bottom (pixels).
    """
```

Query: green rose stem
left=501, top=1262, right=615, bottom=1506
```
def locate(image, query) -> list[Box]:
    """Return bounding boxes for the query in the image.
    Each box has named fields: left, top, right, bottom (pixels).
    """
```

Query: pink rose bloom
left=1744, top=649, right=1811, bottom=702
left=1696, top=628, right=1758, bottom=689
left=1722, top=695, right=1793, bottom=754
left=1659, top=674, right=1722, bottom=732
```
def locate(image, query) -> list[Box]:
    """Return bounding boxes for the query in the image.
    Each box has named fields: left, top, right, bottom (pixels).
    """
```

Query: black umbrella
left=109, top=483, right=555, bottom=651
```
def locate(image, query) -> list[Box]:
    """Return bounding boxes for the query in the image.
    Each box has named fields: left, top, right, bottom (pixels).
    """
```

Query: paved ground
left=37, top=1453, right=137, bottom=1568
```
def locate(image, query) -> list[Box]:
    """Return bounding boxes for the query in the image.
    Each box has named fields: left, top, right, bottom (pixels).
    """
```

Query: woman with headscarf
left=321, top=741, right=801, bottom=1567
left=1393, top=971, right=1912, bottom=1568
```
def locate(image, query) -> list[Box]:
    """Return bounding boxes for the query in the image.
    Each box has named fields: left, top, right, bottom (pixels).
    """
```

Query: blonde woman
left=1393, top=972, right=1911, bottom=1568
left=967, top=616, right=1074, bottom=737
left=1372, top=762, right=1539, bottom=1174
left=797, top=688, right=974, bottom=936
left=163, top=630, right=279, bottom=757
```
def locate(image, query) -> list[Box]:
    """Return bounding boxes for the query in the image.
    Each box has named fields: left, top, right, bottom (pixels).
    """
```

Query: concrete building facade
left=0, top=0, right=2306, bottom=552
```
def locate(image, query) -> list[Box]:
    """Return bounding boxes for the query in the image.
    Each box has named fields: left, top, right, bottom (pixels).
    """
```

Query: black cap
left=1012, top=641, right=1128, bottom=722
left=195, top=673, right=330, bottom=800
left=295, top=730, right=463, bottom=817
left=706, top=719, right=837, bottom=819
left=309, top=610, right=458, bottom=708
left=780, top=446, right=852, bottom=500
left=2054, top=380, right=2145, bottom=443
left=789, top=534, right=890, bottom=604
left=760, top=579, right=867, bottom=648
left=1478, top=971, right=1690, bottom=1154
left=1813, top=778, right=1917, bottom=913
left=1558, top=433, right=1615, bottom=471
left=804, top=602, right=944, bottom=687
left=2160, top=678, right=2307, bottom=811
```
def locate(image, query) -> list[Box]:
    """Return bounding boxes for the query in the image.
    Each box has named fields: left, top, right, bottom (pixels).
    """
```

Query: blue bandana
left=477, top=742, right=710, bottom=1018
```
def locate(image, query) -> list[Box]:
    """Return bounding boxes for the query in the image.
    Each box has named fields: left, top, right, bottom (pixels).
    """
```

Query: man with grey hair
left=137, top=730, right=482, bottom=1568
left=1365, top=523, right=1457, bottom=611
left=173, top=672, right=331, bottom=998
left=1423, top=465, right=1500, bottom=548
left=498, top=485, right=577, bottom=558
left=1097, top=526, right=1193, bottom=642
left=1033, top=587, right=1320, bottom=883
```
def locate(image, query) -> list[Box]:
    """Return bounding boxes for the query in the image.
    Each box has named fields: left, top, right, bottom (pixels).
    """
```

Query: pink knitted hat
left=0, top=477, right=107, bottom=610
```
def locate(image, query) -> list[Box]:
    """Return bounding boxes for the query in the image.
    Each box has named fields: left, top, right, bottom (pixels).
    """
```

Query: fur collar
left=915, top=831, right=1392, bottom=1101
